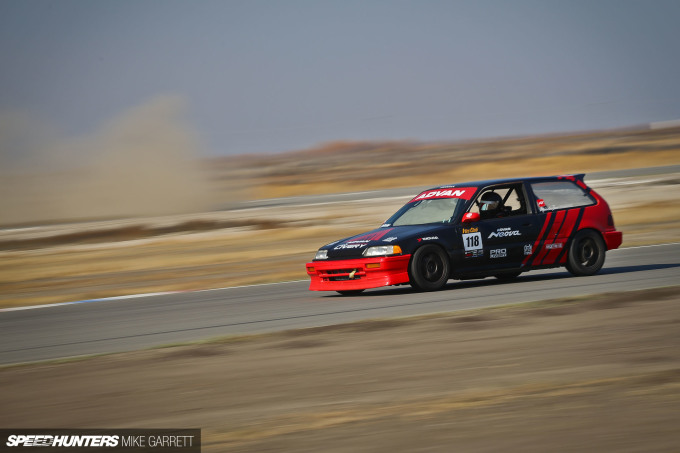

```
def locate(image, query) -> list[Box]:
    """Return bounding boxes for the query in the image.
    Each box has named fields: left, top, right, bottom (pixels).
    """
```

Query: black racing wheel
left=409, top=245, right=450, bottom=291
left=566, top=230, right=606, bottom=276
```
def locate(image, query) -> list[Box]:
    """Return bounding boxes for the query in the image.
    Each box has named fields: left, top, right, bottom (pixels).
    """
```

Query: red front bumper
left=306, top=255, right=412, bottom=291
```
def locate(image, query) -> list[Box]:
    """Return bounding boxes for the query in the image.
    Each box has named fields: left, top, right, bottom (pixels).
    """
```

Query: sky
left=1, top=0, right=680, bottom=157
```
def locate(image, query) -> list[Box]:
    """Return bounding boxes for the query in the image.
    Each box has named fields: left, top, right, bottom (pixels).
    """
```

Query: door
left=457, top=183, right=541, bottom=273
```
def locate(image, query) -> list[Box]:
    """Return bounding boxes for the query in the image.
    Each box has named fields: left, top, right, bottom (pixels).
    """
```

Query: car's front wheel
left=566, top=229, right=606, bottom=276
left=409, top=245, right=450, bottom=291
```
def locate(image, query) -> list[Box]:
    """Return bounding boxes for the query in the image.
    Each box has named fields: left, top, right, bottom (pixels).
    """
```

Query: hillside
left=209, top=125, right=680, bottom=200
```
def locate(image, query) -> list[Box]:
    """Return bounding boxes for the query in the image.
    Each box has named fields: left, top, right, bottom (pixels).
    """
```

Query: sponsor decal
left=334, top=243, right=364, bottom=250
left=524, top=244, right=533, bottom=255
left=490, top=248, right=507, bottom=259
left=382, top=236, right=398, bottom=242
left=417, top=236, right=439, bottom=242
left=347, top=228, right=394, bottom=243
left=488, top=227, right=521, bottom=238
left=545, top=243, right=563, bottom=250
left=462, top=226, right=479, bottom=234
left=410, top=187, right=474, bottom=202
left=537, top=198, right=547, bottom=212
left=381, top=223, right=391, bottom=228
left=465, top=249, right=483, bottom=259
left=462, top=232, right=483, bottom=251
left=335, top=228, right=395, bottom=249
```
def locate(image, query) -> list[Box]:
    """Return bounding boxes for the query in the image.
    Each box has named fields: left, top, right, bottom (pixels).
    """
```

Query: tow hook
left=349, top=269, right=357, bottom=279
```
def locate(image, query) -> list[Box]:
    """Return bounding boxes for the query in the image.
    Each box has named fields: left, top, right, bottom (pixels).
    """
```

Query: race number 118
left=463, top=232, right=483, bottom=251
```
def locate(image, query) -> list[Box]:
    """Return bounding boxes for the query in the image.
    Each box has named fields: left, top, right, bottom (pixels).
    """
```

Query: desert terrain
left=1, top=126, right=680, bottom=308
left=1, top=287, right=678, bottom=451
left=1, top=127, right=679, bottom=451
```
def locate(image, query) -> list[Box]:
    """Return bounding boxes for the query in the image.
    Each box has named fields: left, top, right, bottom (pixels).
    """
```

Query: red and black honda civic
left=306, top=175, right=623, bottom=295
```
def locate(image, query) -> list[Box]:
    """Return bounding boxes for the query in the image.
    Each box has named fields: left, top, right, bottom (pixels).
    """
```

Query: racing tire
left=494, top=271, right=522, bottom=280
left=566, top=229, right=606, bottom=276
left=409, top=245, right=450, bottom=291
left=337, top=290, right=365, bottom=296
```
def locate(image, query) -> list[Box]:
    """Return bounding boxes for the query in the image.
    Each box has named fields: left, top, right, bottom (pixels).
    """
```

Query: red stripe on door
left=522, top=211, right=553, bottom=266
left=532, top=210, right=566, bottom=266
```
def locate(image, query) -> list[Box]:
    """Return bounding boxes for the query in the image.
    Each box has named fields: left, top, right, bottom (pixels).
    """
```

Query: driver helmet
left=480, top=192, right=502, bottom=213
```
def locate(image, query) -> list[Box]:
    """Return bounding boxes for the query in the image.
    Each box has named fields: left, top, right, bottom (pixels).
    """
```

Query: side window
left=468, top=184, right=531, bottom=218
left=530, top=181, right=596, bottom=211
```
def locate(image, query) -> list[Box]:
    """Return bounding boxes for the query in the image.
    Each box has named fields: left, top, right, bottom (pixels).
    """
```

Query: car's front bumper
left=306, top=255, right=411, bottom=291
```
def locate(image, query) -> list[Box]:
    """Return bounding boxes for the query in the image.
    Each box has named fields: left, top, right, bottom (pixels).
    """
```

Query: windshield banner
left=410, top=187, right=475, bottom=202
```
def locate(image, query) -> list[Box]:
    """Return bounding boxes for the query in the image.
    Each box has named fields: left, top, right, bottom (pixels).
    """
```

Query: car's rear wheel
left=337, top=290, right=365, bottom=296
left=566, top=229, right=606, bottom=276
left=409, top=245, right=450, bottom=291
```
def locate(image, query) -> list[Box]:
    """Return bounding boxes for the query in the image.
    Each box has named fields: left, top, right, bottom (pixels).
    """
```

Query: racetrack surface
left=2, top=165, right=678, bottom=309
left=1, top=243, right=678, bottom=365
left=2, top=286, right=678, bottom=452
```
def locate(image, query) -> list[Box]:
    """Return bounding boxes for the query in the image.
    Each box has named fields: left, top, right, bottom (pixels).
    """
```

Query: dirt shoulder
left=1, top=172, right=679, bottom=309
left=2, top=287, right=678, bottom=452
left=2, top=126, right=680, bottom=308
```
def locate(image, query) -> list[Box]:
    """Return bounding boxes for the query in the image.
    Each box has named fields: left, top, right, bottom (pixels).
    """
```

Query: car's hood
left=323, top=224, right=447, bottom=259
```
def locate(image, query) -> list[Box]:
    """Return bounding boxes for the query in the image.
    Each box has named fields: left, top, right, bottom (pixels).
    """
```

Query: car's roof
left=427, top=174, right=586, bottom=191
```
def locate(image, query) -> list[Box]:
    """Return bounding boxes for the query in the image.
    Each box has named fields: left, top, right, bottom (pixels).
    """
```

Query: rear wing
left=558, top=173, right=586, bottom=182
left=557, top=174, right=588, bottom=190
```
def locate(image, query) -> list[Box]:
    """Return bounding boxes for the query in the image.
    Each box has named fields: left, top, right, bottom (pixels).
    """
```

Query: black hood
left=323, top=224, right=448, bottom=259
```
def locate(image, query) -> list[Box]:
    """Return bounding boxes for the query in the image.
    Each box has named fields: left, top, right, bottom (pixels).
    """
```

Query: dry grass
left=0, top=226, right=351, bottom=308
left=3, top=190, right=679, bottom=308
left=613, top=200, right=680, bottom=246
left=235, top=127, right=680, bottom=198
left=3, top=287, right=678, bottom=451
left=2, top=127, right=680, bottom=308
left=255, top=148, right=680, bottom=198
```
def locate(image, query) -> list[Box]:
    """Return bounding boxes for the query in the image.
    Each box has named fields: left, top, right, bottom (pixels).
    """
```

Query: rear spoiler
left=558, top=173, right=586, bottom=181
left=558, top=173, right=588, bottom=190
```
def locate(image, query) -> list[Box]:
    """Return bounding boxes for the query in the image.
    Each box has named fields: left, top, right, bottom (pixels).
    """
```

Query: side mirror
left=462, top=212, right=480, bottom=223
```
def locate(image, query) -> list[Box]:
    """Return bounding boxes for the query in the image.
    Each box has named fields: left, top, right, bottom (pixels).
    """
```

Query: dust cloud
left=0, top=96, right=214, bottom=225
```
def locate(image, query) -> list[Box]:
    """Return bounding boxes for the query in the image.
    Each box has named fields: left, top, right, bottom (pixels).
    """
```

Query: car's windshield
left=385, top=198, right=463, bottom=226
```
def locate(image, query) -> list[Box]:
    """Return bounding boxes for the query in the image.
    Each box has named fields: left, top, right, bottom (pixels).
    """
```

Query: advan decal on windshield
left=410, top=187, right=475, bottom=202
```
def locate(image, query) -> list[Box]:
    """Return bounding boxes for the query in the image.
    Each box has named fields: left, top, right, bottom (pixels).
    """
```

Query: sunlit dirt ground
left=2, top=128, right=679, bottom=451
left=1, top=287, right=678, bottom=451
left=1, top=126, right=680, bottom=308
left=0, top=173, right=678, bottom=308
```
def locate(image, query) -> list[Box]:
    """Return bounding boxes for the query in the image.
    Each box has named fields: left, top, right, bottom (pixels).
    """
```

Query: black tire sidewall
left=409, top=244, right=450, bottom=291
left=566, top=230, right=606, bottom=276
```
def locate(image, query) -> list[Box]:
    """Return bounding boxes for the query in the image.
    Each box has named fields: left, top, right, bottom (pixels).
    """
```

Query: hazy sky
left=2, top=0, right=680, bottom=156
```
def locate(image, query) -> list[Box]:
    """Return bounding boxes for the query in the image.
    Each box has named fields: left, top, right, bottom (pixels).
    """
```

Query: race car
left=306, top=175, right=622, bottom=295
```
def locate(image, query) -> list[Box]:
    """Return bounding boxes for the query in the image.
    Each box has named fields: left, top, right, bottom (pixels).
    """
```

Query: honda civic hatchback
left=306, top=175, right=622, bottom=295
